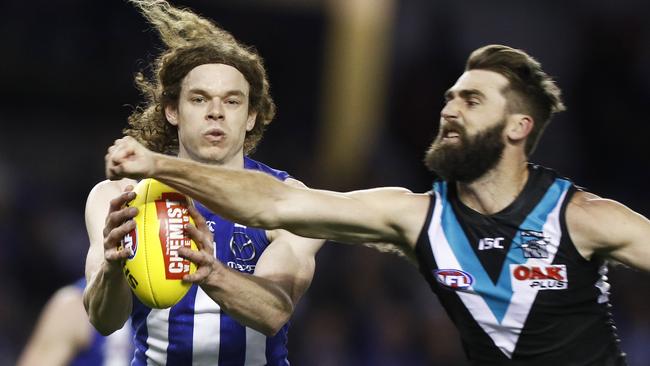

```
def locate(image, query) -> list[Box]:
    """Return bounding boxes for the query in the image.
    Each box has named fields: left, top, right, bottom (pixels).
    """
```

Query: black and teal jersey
left=415, top=164, right=626, bottom=365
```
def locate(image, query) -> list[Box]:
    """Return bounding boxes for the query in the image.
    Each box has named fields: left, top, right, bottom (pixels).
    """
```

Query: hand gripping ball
left=121, top=178, right=197, bottom=308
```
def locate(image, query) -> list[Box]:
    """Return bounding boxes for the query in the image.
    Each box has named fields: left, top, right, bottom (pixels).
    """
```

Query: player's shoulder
left=566, top=190, right=630, bottom=243
left=88, top=178, right=137, bottom=200
left=244, top=156, right=291, bottom=180
left=568, top=190, right=626, bottom=217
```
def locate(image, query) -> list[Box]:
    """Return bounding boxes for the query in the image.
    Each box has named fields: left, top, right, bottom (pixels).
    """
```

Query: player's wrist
left=102, top=260, right=125, bottom=278
left=200, top=261, right=228, bottom=289
left=150, top=152, right=169, bottom=178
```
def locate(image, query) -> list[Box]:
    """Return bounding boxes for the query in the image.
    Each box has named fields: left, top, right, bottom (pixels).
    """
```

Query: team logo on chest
left=433, top=269, right=474, bottom=290
left=519, top=230, right=550, bottom=258
left=229, top=224, right=256, bottom=262
left=228, top=224, right=257, bottom=273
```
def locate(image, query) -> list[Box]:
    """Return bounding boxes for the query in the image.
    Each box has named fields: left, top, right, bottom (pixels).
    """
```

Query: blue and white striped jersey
left=415, top=164, right=625, bottom=365
left=131, top=157, right=292, bottom=366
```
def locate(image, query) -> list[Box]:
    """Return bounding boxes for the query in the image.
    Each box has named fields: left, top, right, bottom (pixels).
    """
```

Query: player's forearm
left=153, top=154, right=284, bottom=228
left=83, top=263, right=132, bottom=335
left=200, top=263, right=293, bottom=336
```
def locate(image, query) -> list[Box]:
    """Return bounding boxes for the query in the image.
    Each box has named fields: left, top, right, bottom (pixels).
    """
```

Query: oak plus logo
left=478, top=237, right=504, bottom=250
left=510, top=264, right=567, bottom=291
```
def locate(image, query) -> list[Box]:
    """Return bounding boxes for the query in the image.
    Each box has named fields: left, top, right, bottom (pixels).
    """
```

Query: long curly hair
left=125, top=0, right=276, bottom=155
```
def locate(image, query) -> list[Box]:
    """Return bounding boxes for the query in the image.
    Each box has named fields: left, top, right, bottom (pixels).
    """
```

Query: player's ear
left=165, top=105, right=179, bottom=126
left=245, top=111, right=257, bottom=132
left=506, top=114, right=533, bottom=141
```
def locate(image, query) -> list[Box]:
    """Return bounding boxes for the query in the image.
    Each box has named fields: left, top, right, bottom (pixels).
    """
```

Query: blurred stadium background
left=1, top=0, right=649, bottom=365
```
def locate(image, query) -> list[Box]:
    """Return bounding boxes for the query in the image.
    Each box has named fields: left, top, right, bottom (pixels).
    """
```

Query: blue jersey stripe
left=266, top=324, right=290, bottom=365
left=131, top=296, right=152, bottom=365
left=437, top=179, right=571, bottom=322
left=166, top=285, right=198, bottom=365
left=218, top=313, right=247, bottom=365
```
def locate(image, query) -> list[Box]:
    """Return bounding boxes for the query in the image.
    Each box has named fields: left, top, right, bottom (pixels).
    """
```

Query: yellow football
left=121, top=178, right=197, bottom=309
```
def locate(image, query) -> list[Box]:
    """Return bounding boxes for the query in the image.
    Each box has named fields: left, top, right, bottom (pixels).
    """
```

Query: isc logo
left=478, top=237, right=504, bottom=250
left=434, top=269, right=474, bottom=290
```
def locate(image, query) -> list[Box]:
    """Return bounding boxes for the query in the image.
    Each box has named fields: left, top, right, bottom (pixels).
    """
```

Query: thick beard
left=424, top=120, right=506, bottom=183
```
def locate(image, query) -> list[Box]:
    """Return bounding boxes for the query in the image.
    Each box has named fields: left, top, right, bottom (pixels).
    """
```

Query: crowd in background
left=1, top=0, right=649, bottom=365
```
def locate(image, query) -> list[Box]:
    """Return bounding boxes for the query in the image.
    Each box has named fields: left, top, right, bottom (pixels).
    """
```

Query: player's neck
left=216, top=152, right=246, bottom=170
left=177, top=148, right=246, bottom=170
left=456, top=153, right=529, bottom=215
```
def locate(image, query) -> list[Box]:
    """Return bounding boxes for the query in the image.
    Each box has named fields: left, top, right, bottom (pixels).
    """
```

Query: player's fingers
left=185, top=225, right=213, bottom=254
left=178, top=246, right=212, bottom=266
left=187, top=206, right=210, bottom=233
left=109, top=142, right=134, bottom=165
left=105, top=246, right=130, bottom=262
left=105, top=157, right=119, bottom=180
left=103, top=206, right=138, bottom=237
left=104, top=219, right=136, bottom=248
left=108, top=191, right=136, bottom=214
left=178, top=246, right=201, bottom=263
left=182, top=267, right=211, bottom=284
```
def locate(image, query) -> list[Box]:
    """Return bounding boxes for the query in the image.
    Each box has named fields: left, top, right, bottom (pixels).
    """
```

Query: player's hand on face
left=179, top=205, right=217, bottom=285
left=105, top=136, right=157, bottom=180
left=102, top=186, right=138, bottom=273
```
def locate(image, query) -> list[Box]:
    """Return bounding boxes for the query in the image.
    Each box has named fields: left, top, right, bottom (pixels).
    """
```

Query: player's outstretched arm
left=181, top=203, right=323, bottom=336
left=106, top=137, right=430, bottom=250
left=17, top=286, right=90, bottom=366
left=567, top=191, right=650, bottom=272
left=83, top=180, right=136, bottom=335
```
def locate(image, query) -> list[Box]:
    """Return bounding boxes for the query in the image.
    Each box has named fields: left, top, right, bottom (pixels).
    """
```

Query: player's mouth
left=441, top=129, right=462, bottom=143
left=204, top=128, right=225, bottom=142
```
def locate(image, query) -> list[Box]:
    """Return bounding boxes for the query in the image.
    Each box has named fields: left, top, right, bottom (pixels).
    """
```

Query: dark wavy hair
left=466, top=45, right=565, bottom=156
left=124, top=0, right=275, bottom=155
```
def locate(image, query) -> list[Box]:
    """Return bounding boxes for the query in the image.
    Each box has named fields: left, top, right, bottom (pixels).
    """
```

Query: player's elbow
left=245, top=205, right=286, bottom=230
left=84, top=293, right=128, bottom=336
left=259, top=297, right=294, bottom=336
left=262, top=307, right=293, bottom=337
left=88, top=314, right=122, bottom=336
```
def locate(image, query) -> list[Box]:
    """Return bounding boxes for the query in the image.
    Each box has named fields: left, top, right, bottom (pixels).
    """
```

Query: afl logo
left=123, top=228, right=138, bottom=259
left=434, top=269, right=474, bottom=290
